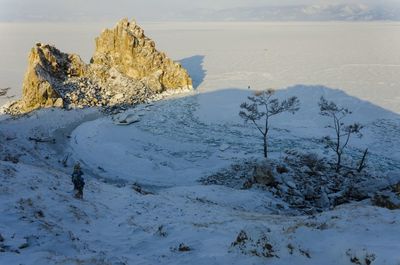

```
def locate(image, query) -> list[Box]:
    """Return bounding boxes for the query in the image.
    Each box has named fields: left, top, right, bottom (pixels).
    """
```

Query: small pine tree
left=319, top=96, right=363, bottom=172
left=239, top=89, right=300, bottom=158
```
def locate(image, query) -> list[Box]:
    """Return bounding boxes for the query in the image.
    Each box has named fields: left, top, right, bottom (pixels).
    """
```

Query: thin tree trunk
left=263, top=134, right=268, bottom=158
left=336, top=152, right=341, bottom=173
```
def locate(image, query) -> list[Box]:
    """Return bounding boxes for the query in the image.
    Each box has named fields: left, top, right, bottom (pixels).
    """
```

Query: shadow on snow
left=179, top=55, right=206, bottom=89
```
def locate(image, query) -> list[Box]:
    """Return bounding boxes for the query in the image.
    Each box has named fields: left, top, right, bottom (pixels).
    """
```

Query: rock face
left=7, top=18, right=192, bottom=114
left=18, top=43, right=86, bottom=112
left=92, top=19, right=192, bottom=91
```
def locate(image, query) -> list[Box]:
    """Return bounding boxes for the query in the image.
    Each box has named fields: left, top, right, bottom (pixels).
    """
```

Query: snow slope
left=0, top=82, right=399, bottom=264
left=1, top=158, right=399, bottom=265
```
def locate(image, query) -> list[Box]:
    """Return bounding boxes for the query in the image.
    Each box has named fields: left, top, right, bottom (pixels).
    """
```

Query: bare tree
left=239, top=89, right=300, bottom=158
left=319, top=96, right=363, bottom=172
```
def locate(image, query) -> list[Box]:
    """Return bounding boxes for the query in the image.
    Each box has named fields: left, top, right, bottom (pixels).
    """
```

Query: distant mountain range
left=1, top=2, right=400, bottom=22
left=180, top=3, right=400, bottom=21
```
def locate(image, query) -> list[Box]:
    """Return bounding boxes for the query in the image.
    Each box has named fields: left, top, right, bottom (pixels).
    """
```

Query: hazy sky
left=0, top=0, right=398, bottom=21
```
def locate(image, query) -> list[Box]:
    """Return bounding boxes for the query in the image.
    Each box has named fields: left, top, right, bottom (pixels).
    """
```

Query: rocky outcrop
left=6, top=18, right=192, bottom=114
left=92, top=19, right=192, bottom=91
left=12, top=43, right=86, bottom=112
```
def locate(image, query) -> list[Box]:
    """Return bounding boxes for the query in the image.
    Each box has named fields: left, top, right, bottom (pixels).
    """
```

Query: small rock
left=3, top=154, right=19, bottom=164
left=18, top=242, right=29, bottom=249
left=276, top=164, right=289, bottom=174
left=219, top=144, right=231, bottom=152
left=231, top=230, right=248, bottom=246
left=253, top=162, right=276, bottom=187
left=317, top=192, right=330, bottom=208
left=303, top=184, right=316, bottom=200
left=285, top=181, right=297, bottom=189
left=131, top=183, right=152, bottom=195
left=242, top=179, right=253, bottom=189
left=156, top=225, right=167, bottom=237
left=115, top=113, right=140, bottom=125
left=289, top=196, right=304, bottom=206
left=114, top=93, right=124, bottom=100
left=35, top=210, right=45, bottom=218
left=277, top=184, right=288, bottom=194
left=53, top=98, right=64, bottom=108
left=178, top=243, right=191, bottom=252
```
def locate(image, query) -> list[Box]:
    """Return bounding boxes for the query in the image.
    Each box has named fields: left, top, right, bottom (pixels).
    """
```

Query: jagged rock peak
left=92, top=18, right=192, bottom=91
left=5, top=18, right=193, bottom=114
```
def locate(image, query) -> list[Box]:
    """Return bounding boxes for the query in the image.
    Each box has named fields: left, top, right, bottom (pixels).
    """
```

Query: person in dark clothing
left=71, top=163, right=85, bottom=199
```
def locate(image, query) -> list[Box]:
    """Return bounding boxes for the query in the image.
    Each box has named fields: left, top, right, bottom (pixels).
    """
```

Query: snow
left=0, top=83, right=399, bottom=264
left=1, top=157, right=399, bottom=264
left=1, top=22, right=400, bottom=265
left=69, top=86, right=399, bottom=188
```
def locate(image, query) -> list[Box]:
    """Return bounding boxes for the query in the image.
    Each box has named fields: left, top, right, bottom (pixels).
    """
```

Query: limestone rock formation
left=92, top=18, right=192, bottom=92
left=6, top=18, right=192, bottom=114
left=12, top=43, right=86, bottom=112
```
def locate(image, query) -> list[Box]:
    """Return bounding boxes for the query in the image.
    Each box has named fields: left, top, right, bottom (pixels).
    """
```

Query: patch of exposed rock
left=201, top=152, right=399, bottom=215
left=6, top=18, right=192, bottom=114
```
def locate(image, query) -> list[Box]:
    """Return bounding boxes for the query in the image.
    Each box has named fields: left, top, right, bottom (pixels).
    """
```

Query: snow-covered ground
left=0, top=84, right=399, bottom=264
left=1, top=156, right=399, bottom=265
left=70, top=86, right=400, bottom=186
left=1, top=21, right=400, bottom=265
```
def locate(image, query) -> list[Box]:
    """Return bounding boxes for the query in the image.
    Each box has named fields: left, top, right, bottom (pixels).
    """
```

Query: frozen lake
left=0, top=21, right=399, bottom=112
